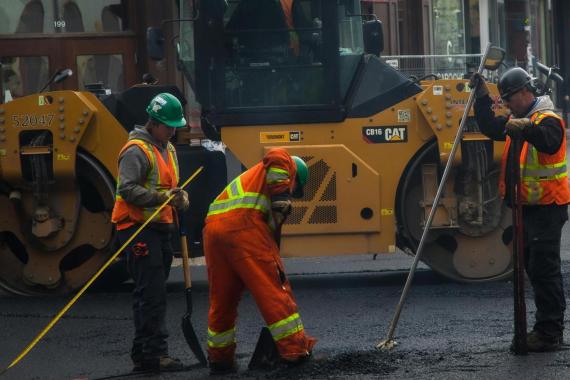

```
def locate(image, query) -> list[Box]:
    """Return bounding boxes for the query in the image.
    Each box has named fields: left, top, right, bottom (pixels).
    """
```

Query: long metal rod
left=377, top=43, right=492, bottom=349
left=511, top=137, right=527, bottom=355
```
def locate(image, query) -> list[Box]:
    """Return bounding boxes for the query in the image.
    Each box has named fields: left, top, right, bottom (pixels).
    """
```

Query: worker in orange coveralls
left=203, top=147, right=314, bottom=374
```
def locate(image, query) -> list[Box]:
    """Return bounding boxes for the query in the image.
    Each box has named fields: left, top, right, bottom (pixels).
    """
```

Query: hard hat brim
left=163, top=116, right=187, bottom=128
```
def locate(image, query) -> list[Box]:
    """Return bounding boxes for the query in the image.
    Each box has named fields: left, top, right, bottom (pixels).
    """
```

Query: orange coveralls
left=204, top=148, right=316, bottom=365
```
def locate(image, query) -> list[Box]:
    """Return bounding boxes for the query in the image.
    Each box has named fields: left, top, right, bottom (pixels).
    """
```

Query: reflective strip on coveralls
left=207, top=176, right=277, bottom=230
left=266, top=167, right=290, bottom=185
left=268, top=312, right=304, bottom=341
left=207, top=327, right=237, bottom=348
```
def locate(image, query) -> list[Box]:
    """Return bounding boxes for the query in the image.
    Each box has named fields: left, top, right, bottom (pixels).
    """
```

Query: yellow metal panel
left=416, top=80, right=507, bottom=166
left=265, top=144, right=381, bottom=235
left=0, top=91, right=127, bottom=184
left=222, top=96, right=431, bottom=255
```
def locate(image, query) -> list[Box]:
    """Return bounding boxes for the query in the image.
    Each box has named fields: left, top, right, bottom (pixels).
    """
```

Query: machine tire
left=395, top=140, right=513, bottom=282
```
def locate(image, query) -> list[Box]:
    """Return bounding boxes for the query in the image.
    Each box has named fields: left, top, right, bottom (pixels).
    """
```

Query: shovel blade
left=248, top=327, right=280, bottom=370
left=182, top=315, right=208, bottom=367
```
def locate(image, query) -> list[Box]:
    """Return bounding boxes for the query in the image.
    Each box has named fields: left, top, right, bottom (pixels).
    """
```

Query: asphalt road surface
left=2, top=236, right=570, bottom=380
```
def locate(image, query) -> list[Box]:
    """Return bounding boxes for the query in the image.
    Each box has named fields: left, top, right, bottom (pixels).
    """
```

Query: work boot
left=133, top=356, right=184, bottom=373
left=132, top=357, right=160, bottom=373
left=209, top=361, right=238, bottom=376
left=159, top=356, right=185, bottom=371
left=510, top=331, right=563, bottom=353
left=526, top=331, right=563, bottom=352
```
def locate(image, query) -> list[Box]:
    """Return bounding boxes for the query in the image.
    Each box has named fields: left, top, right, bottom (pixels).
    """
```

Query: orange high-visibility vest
left=499, top=111, right=570, bottom=205
left=206, top=148, right=297, bottom=230
left=111, top=139, right=179, bottom=230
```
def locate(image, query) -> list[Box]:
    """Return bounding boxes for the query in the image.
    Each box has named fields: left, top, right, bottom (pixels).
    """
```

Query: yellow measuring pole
left=0, top=166, right=203, bottom=376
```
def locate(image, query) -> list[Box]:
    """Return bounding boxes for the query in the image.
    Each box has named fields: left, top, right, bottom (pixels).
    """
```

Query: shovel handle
left=178, top=211, right=192, bottom=290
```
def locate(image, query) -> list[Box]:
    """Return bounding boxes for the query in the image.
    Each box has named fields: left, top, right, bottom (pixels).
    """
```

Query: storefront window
left=76, top=54, right=124, bottom=93
left=465, top=0, right=480, bottom=53
left=338, top=0, right=364, bottom=55
left=488, top=0, right=506, bottom=51
left=0, top=0, right=128, bottom=34
left=432, top=0, right=466, bottom=55
left=1, top=56, right=50, bottom=98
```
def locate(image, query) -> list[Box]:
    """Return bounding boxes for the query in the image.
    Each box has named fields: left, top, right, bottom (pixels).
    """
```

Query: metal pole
left=377, top=43, right=492, bottom=350
left=510, top=136, right=527, bottom=355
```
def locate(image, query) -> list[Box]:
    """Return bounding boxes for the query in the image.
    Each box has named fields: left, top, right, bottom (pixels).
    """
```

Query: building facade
left=0, top=0, right=185, bottom=102
left=370, top=0, right=567, bottom=111
left=1, top=0, right=568, bottom=113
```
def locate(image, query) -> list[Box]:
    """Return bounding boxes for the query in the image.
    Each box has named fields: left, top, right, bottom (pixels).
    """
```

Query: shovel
left=178, top=211, right=208, bottom=367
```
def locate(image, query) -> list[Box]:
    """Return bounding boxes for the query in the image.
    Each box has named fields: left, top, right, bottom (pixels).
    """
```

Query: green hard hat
left=146, top=92, right=187, bottom=128
left=292, top=156, right=308, bottom=198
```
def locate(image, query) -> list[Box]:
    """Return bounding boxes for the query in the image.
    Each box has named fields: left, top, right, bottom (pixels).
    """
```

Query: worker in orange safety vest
left=203, top=148, right=315, bottom=374
left=111, top=92, right=189, bottom=373
left=470, top=67, right=570, bottom=352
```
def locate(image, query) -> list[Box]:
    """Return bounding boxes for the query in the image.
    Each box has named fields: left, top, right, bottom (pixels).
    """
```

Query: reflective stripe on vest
left=111, top=139, right=178, bottom=228
left=207, top=327, right=236, bottom=348
left=499, top=110, right=570, bottom=205
left=522, top=148, right=567, bottom=180
left=207, top=176, right=276, bottom=230
left=268, top=312, right=304, bottom=341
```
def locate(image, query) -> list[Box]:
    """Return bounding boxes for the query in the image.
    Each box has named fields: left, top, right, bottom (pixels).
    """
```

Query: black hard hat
left=498, top=67, right=534, bottom=100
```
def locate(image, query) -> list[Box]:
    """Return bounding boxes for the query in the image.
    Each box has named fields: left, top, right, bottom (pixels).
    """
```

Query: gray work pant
left=118, top=224, right=173, bottom=363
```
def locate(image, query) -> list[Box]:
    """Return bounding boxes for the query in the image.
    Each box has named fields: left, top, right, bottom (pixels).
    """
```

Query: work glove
left=157, top=188, right=190, bottom=210
left=505, top=118, right=531, bottom=139
left=168, top=188, right=190, bottom=211
left=272, top=200, right=292, bottom=226
left=468, top=72, right=489, bottom=99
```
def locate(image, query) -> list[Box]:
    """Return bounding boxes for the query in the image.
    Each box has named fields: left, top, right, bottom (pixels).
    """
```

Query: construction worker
left=470, top=68, right=570, bottom=351
left=225, top=0, right=312, bottom=59
left=204, top=148, right=316, bottom=374
left=111, top=92, right=189, bottom=372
